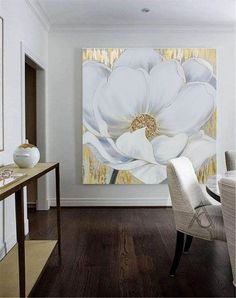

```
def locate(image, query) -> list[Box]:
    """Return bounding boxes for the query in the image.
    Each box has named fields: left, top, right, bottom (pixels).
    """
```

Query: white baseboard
left=0, top=243, right=6, bottom=260
left=24, top=218, right=29, bottom=235
left=4, top=234, right=16, bottom=253
left=0, top=234, right=16, bottom=260
left=27, top=199, right=50, bottom=210
left=37, top=198, right=50, bottom=210
left=50, top=197, right=172, bottom=207
left=0, top=219, right=29, bottom=260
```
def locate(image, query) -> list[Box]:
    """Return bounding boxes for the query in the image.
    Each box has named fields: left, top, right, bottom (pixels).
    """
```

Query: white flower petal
left=83, top=61, right=111, bottom=135
left=209, top=74, right=216, bottom=89
left=94, top=67, right=149, bottom=138
left=158, top=82, right=216, bottom=136
left=83, top=131, right=131, bottom=164
left=110, top=160, right=148, bottom=170
left=151, top=133, right=188, bottom=164
left=181, top=131, right=216, bottom=170
left=114, top=48, right=163, bottom=72
left=182, top=58, right=213, bottom=83
left=116, top=128, right=157, bottom=164
left=130, top=163, right=167, bottom=184
left=83, top=132, right=148, bottom=171
left=149, top=60, right=185, bottom=114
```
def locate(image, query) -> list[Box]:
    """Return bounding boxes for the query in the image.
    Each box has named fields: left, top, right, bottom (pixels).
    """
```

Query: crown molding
left=24, top=1, right=235, bottom=35
left=25, top=0, right=51, bottom=31
left=50, top=23, right=235, bottom=34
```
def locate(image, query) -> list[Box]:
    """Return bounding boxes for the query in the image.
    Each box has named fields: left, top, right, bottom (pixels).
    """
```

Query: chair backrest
left=225, top=151, right=236, bottom=171
left=167, top=157, right=208, bottom=214
left=218, top=177, right=236, bottom=285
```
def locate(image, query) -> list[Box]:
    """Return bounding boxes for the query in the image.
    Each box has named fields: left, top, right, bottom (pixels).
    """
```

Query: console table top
left=0, top=162, right=58, bottom=201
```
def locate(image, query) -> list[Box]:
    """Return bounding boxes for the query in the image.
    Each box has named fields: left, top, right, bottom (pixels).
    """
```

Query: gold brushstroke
left=197, top=157, right=217, bottom=184
left=82, top=48, right=216, bottom=184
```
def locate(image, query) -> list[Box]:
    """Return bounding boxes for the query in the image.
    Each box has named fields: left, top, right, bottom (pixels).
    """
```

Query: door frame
left=20, top=42, right=49, bottom=210
left=20, top=42, right=45, bottom=143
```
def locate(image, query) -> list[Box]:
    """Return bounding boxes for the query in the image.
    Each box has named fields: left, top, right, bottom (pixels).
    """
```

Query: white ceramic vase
left=13, top=140, right=40, bottom=168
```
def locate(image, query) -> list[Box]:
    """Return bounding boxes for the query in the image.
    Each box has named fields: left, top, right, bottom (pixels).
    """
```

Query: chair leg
left=170, top=231, right=185, bottom=277
left=184, top=235, right=193, bottom=254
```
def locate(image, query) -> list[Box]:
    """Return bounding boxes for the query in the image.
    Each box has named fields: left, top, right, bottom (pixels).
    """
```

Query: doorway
left=25, top=60, right=38, bottom=206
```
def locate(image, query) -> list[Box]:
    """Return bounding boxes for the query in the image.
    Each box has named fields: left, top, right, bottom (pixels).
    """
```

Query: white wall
left=47, top=27, right=236, bottom=206
left=0, top=0, right=48, bottom=258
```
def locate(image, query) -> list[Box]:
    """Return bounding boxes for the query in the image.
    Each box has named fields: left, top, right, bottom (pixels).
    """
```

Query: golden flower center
left=130, top=113, right=159, bottom=140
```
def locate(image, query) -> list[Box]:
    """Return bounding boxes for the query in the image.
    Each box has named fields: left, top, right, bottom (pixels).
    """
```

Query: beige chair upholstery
left=167, top=157, right=225, bottom=241
left=225, top=151, right=236, bottom=171
left=219, top=177, right=236, bottom=287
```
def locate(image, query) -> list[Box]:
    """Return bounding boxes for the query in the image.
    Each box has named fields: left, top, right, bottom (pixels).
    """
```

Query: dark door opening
left=25, top=61, right=38, bottom=206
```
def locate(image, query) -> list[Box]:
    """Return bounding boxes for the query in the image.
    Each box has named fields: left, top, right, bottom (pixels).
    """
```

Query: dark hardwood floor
left=28, top=207, right=235, bottom=297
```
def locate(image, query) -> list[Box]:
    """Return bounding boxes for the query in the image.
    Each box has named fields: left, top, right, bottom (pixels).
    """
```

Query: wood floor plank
left=28, top=207, right=235, bottom=297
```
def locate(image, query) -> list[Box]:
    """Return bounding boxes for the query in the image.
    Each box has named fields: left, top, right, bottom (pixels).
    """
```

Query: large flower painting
left=82, top=48, right=216, bottom=184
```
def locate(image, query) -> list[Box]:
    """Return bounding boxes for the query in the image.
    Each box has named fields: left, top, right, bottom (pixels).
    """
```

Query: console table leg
left=15, top=188, right=26, bottom=297
left=55, top=165, right=61, bottom=256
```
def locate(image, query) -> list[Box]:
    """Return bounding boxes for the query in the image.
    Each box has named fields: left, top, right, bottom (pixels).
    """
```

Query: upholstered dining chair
left=225, top=151, right=236, bottom=171
left=219, top=177, right=236, bottom=287
left=167, top=157, right=226, bottom=276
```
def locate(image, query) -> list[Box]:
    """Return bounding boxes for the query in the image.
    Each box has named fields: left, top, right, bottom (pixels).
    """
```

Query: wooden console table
left=0, top=163, right=61, bottom=297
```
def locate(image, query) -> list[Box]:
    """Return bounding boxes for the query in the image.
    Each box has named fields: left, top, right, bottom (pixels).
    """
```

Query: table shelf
left=0, top=240, right=57, bottom=297
left=0, top=162, right=61, bottom=297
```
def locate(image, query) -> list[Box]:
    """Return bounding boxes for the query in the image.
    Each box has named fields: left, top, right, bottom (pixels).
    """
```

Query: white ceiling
left=34, top=0, right=236, bottom=29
